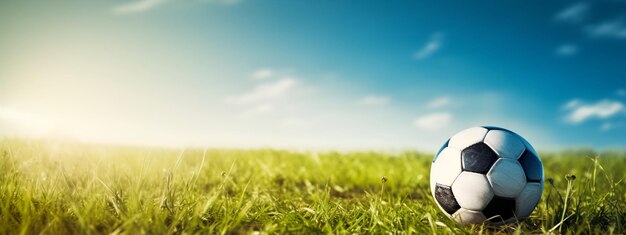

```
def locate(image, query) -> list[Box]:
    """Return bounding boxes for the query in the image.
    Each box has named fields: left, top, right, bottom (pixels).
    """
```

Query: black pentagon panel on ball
left=518, top=150, right=543, bottom=182
left=433, top=139, right=450, bottom=163
left=461, top=143, right=499, bottom=174
left=435, top=184, right=461, bottom=215
left=482, top=196, right=516, bottom=222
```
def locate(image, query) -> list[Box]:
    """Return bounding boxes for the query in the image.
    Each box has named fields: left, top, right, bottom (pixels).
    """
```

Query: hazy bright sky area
left=1, top=0, right=626, bottom=151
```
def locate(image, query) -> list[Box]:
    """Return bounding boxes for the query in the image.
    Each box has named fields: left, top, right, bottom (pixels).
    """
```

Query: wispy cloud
left=427, top=96, right=451, bottom=109
left=563, top=99, right=625, bottom=123
left=251, top=69, right=274, bottom=80
left=113, top=0, right=169, bottom=14
left=358, top=95, right=390, bottom=106
left=414, top=112, right=452, bottom=130
left=414, top=33, right=443, bottom=60
left=601, top=121, right=624, bottom=131
left=562, top=99, right=581, bottom=110
left=556, top=44, right=579, bottom=56
left=226, top=78, right=297, bottom=105
left=617, top=89, right=626, bottom=97
left=554, top=2, right=589, bottom=23
left=240, top=103, right=274, bottom=117
left=113, top=0, right=240, bottom=14
left=584, top=18, right=626, bottom=39
left=216, top=0, right=241, bottom=6
left=601, top=122, right=613, bottom=131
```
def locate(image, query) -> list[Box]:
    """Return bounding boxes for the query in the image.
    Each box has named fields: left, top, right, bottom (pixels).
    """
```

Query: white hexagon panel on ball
left=487, top=159, right=527, bottom=198
left=483, top=130, right=525, bottom=159
left=452, top=208, right=487, bottom=225
left=451, top=172, right=494, bottom=211
left=431, top=147, right=462, bottom=187
left=448, top=126, right=489, bottom=151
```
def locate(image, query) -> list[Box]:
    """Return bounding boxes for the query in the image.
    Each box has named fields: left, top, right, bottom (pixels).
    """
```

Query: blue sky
left=1, top=0, right=626, bottom=151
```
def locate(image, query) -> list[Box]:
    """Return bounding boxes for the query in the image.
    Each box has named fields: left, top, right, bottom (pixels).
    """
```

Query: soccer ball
left=430, top=126, right=544, bottom=225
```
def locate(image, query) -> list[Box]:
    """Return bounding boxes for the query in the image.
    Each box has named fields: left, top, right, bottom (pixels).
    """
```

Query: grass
left=0, top=139, right=625, bottom=234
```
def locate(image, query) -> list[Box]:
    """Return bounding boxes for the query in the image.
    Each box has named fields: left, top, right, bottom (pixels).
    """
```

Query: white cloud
left=113, top=0, right=168, bottom=14
left=554, top=2, right=589, bottom=23
left=414, top=33, right=443, bottom=60
left=414, top=112, right=452, bottom=130
left=251, top=69, right=274, bottom=80
left=226, top=78, right=296, bottom=104
left=358, top=96, right=390, bottom=106
left=584, top=19, right=626, bottom=39
left=564, top=99, right=625, bottom=123
left=427, top=96, right=451, bottom=109
left=616, top=89, right=626, bottom=97
left=556, top=44, right=579, bottom=56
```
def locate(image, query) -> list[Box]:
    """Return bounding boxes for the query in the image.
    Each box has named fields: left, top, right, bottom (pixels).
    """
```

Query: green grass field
left=1, top=139, right=625, bottom=234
